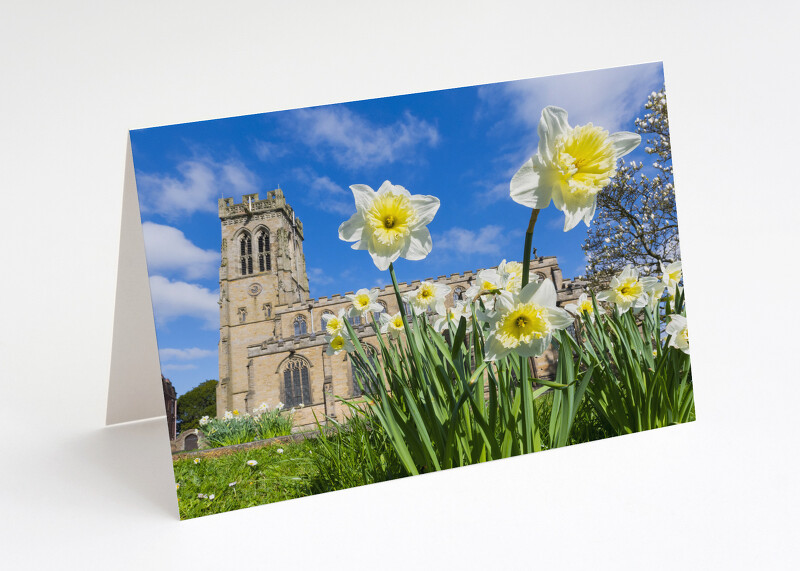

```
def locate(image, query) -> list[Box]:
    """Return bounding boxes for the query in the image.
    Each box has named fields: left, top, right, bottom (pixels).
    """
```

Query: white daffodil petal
left=609, top=131, right=642, bottom=159
left=538, top=106, right=571, bottom=160
left=377, top=180, right=396, bottom=194
left=402, top=227, right=433, bottom=261
left=338, top=212, right=365, bottom=242
left=349, top=184, right=377, bottom=213
left=528, top=279, right=557, bottom=308
left=510, top=160, right=550, bottom=209
left=409, top=195, right=440, bottom=226
left=582, top=200, right=597, bottom=227
left=547, top=307, right=575, bottom=329
left=517, top=338, right=548, bottom=358
left=563, top=207, right=585, bottom=231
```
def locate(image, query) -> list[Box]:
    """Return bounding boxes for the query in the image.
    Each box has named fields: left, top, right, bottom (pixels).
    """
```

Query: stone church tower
left=217, top=189, right=310, bottom=414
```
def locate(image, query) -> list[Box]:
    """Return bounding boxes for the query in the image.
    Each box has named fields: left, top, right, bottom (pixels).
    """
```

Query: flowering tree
left=582, top=87, right=679, bottom=289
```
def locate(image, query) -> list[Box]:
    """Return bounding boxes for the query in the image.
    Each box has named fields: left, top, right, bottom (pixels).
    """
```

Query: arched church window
left=351, top=344, right=380, bottom=397
left=348, top=314, right=361, bottom=326
left=239, top=233, right=253, bottom=276
left=257, top=230, right=271, bottom=272
left=283, top=357, right=311, bottom=407
left=293, top=315, right=308, bottom=336
left=453, top=287, right=465, bottom=302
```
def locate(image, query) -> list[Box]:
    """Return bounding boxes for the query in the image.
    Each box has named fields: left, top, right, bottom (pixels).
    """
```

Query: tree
left=176, top=379, right=217, bottom=432
left=582, top=87, right=679, bottom=289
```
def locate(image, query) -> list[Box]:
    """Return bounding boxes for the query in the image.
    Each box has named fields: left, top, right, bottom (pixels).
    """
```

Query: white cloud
left=482, top=62, right=664, bottom=134
left=434, top=225, right=508, bottom=256
left=162, top=363, right=199, bottom=371
left=307, top=267, right=334, bottom=286
left=253, top=140, right=288, bottom=161
left=149, top=275, right=219, bottom=329
left=138, top=157, right=258, bottom=218
left=142, top=222, right=218, bottom=280
left=288, top=107, right=439, bottom=168
left=159, top=347, right=216, bottom=362
left=291, top=168, right=353, bottom=215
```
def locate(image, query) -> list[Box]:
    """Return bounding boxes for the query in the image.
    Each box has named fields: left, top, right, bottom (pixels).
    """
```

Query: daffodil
left=597, top=265, right=661, bottom=314
left=325, top=333, right=354, bottom=356
left=510, top=106, right=641, bottom=231
left=565, top=293, right=602, bottom=320
left=379, top=311, right=406, bottom=338
left=338, top=181, right=440, bottom=271
left=323, top=309, right=347, bottom=336
left=665, top=314, right=690, bottom=354
left=483, top=279, right=573, bottom=361
left=660, top=260, right=683, bottom=295
left=497, top=260, right=524, bottom=294
left=198, top=415, right=210, bottom=426
left=346, top=288, right=383, bottom=319
left=404, top=281, right=450, bottom=315
left=223, top=410, right=233, bottom=420
left=432, top=300, right=472, bottom=333
left=466, top=268, right=503, bottom=299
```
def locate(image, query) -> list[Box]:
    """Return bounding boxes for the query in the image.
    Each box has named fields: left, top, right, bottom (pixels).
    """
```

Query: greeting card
left=108, top=61, right=693, bottom=519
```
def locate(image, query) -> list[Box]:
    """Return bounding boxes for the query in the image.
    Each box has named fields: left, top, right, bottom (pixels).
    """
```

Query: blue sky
left=130, top=62, right=665, bottom=397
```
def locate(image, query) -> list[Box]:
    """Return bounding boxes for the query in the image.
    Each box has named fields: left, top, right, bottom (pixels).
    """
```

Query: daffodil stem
left=521, top=209, right=540, bottom=288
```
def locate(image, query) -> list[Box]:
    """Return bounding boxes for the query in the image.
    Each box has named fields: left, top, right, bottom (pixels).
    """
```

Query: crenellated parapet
left=218, top=189, right=304, bottom=238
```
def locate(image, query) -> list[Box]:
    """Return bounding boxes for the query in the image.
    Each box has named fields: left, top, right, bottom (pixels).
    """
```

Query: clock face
left=248, top=283, right=262, bottom=296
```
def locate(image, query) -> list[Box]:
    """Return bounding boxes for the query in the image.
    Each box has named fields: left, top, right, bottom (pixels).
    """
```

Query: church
left=216, top=190, right=587, bottom=430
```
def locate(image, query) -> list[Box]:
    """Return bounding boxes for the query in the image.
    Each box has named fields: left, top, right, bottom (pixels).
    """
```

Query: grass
left=174, top=392, right=620, bottom=520
left=174, top=440, right=316, bottom=519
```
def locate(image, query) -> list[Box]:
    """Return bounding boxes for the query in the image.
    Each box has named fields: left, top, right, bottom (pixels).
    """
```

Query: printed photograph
left=130, top=61, right=693, bottom=519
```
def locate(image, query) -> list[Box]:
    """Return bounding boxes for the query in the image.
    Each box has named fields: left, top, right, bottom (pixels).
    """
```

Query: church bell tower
left=216, top=189, right=310, bottom=414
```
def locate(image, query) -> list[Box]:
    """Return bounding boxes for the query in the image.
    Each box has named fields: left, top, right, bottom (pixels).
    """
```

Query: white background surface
left=2, top=1, right=799, bottom=569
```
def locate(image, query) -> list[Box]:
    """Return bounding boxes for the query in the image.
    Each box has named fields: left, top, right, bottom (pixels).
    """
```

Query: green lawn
left=174, top=440, right=318, bottom=519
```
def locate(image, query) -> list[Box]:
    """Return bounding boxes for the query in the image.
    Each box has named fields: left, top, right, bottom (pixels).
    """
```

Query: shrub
left=200, top=403, right=294, bottom=448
